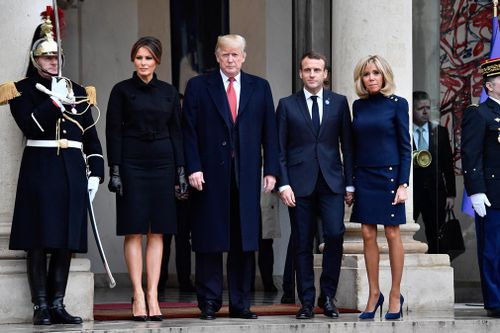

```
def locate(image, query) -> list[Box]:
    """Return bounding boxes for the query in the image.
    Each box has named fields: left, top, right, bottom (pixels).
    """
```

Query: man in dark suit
left=462, top=58, right=500, bottom=318
left=182, top=34, right=279, bottom=320
left=412, top=91, right=456, bottom=254
left=277, top=51, right=354, bottom=319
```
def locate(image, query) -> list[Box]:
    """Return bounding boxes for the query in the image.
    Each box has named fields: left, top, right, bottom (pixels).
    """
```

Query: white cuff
left=279, top=185, right=291, bottom=193
left=346, top=186, right=355, bottom=193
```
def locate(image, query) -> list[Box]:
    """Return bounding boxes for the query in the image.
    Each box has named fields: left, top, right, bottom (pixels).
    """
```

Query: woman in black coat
left=106, top=36, right=186, bottom=321
left=2, top=16, right=104, bottom=325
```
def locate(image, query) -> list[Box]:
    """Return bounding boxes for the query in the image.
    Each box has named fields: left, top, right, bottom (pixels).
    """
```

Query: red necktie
left=227, top=77, right=237, bottom=122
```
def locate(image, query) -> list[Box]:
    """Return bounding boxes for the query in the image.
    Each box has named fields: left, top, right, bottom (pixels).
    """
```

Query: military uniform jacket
left=462, top=98, right=500, bottom=208
left=8, top=72, right=104, bottom=252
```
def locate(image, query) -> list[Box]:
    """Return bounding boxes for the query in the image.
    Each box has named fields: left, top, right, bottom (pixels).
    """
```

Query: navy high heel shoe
left=359, top=293, right=384, bottom=319
left=385, top=294, right=404, bottom=320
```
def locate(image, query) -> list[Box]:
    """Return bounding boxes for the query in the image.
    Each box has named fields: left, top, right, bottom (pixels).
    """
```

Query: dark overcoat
left=8, top=72, right=104, bottom=252
left=182, top=70, right=279, bottom=253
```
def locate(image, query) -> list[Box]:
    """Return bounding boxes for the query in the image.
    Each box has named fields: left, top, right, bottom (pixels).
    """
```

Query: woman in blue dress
left=350, top=55, right=411, bottom=320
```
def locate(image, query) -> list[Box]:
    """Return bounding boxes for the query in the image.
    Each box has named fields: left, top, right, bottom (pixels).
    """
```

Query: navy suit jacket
left=182, top=70, right=279, bottom=252
left=277, top=89, right=354, bottom=197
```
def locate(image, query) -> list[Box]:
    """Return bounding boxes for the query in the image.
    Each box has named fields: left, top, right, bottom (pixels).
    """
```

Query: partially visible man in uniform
left=461, top=58, right=500, bottom=318
left=412, top=91, right=456, bottom=254
left=182, top=34, right=279, bottom=320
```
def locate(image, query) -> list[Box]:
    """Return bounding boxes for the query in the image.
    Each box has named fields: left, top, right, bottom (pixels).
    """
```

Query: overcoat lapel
left=207, top=72, right=232, bottom=128
left=237, top=71, right=255, bottom=120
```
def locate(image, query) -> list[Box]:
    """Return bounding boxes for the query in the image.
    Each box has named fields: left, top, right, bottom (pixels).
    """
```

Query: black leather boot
left=27, top=249, right=52, bottom=325
left=47, top=250, right=82, bottom=324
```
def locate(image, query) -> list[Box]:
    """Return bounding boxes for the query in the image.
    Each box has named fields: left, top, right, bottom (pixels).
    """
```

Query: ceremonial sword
left=51, top=0, right=116, bottom=288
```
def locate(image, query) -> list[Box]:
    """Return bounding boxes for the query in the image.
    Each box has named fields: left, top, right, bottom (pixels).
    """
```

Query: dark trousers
left=159, top=199, right=192, bottom=289
left=475, top=208, right=500, bottom=310
left=288, top=173, right=345, bottom=306
left=414, top=186, right=446, bottom=254
left=195, top=167, right=254, bottom=312
left=282, top=234, right=295, bottom=295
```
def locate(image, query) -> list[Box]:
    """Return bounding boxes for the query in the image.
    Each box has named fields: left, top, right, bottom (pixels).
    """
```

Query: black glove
left=175, top=166, right=189, bottom=200
left=108, top=165, right=123, bottom=196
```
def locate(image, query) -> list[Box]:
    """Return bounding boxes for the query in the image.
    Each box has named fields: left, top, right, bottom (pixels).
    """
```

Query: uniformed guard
left=461, top=57, right=500, bottom=318
left=0, top=7, right=104, bottom=325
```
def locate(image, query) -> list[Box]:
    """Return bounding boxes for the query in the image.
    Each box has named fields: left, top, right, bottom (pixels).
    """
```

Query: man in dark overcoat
left=412, top=91, right=456, bottom=254
left=462, top=57, right=500, bottom=318
left=182, top=34, right=279, bottom=320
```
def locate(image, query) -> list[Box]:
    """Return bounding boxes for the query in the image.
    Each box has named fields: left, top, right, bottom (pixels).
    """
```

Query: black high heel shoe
left=146, top=296, right=164, bottom=321
left=131, top=297, right=148, bottom=321
left=385, top=294, right=404, bottom=320
left=359, top=293, right=384, bottom=319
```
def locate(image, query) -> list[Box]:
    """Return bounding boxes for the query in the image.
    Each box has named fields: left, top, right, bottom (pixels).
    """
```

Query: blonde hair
left=215, top=34, right=246, bottom=54
left=353, top=55, right=395, bottom=99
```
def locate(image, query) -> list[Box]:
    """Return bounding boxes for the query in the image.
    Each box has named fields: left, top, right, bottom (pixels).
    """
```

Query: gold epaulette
left=0, top=81, right=21, bottom=106
left=85, top=86, right=97, bottom=106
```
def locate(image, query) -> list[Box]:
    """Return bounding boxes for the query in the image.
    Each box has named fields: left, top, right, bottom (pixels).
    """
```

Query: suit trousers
left=159, top=199, right=192, bottom=290
left=288, top=172, right=345, bottom=306
left=475, top=208, right=500, bottom=310
left=413, top=186, right=446, bottom=254
left=194, top=165, right=254, bottom=312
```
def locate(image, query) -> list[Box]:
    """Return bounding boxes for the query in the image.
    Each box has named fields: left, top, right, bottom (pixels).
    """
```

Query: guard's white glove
left=88, top=176, right=100, bottom=202
left=470, top=193, right=491, bottom=217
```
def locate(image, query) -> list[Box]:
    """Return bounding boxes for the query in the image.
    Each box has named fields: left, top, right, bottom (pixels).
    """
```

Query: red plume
left=41, top=5, right=65, bottom=38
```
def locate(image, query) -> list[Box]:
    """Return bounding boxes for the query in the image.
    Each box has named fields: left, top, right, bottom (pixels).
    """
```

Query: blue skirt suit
left=350, top=94, right=411, bottom=225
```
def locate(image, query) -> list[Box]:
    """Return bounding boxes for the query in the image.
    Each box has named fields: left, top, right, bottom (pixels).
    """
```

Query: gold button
left=391, top=190, right=395, bottom=194
left=390, top=178, right=394, bottom=182
left=63, top=130, right=67, bottom=134
left=391, top=214, right=395, bottom=217
left=389, top=167, right=393, bottom=170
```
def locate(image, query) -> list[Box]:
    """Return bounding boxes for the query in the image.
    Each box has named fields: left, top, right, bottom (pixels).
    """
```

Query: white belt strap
left=26, top=139, right=83, bottom=149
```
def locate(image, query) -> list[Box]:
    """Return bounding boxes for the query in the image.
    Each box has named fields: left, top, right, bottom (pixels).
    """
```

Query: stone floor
left=0, top=288, right=498, bottom=333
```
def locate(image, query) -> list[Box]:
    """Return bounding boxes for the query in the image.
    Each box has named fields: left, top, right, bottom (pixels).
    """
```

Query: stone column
left=0, top=0, right=93, bottom=323
left=329, top=1, right=454, bottom=312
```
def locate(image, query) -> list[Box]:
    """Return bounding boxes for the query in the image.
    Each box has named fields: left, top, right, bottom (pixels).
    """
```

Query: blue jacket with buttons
left=352, top=93, right=411, bottom=185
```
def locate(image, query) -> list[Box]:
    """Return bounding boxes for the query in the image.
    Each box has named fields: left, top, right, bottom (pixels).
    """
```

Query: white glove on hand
left=88, top=176, right=100, bottom=202
left=470, top=193, right=491, bottom=217
left=51, top=77, right=70, bottom=101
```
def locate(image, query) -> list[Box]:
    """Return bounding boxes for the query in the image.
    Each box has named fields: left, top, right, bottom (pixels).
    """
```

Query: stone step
left=0, top=310, right=499, bottom=333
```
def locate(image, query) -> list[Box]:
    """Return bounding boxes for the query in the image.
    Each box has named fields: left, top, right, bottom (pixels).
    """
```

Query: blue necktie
left=311, top=95, right=320, bottom=135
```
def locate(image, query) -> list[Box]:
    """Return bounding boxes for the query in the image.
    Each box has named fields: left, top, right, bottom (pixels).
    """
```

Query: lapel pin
left=325, top=99, right=330, bottom=105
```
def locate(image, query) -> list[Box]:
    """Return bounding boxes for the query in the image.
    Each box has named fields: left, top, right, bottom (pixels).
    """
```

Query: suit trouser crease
left=289, top=172, right=344, bottom=306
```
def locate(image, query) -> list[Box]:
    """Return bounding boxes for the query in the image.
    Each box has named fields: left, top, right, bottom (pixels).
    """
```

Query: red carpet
left=94, top=302, right=358, bottom=321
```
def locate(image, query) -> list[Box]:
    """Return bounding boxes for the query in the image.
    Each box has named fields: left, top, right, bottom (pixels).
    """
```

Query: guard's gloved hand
left=108, top=165, right=123, bottom=196
left=470, top=193, right=491, bottom=217
left=88, top=176, right=100, bottom=202
left=175, top=166, right=189, bottom=200
left=50, top=77, right=67, bottom=112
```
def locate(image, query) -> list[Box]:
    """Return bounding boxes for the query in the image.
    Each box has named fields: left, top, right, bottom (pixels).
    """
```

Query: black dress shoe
left=229, top=309, right=258, bottom=319
left=33, top=305, right=52, bottom=325
left=487, top=308, right=500, bottom=318
left=319, top=296, right=339, bottom=318
left=200, top=302, right=217, bottom=320
left=49, top=305, right=82, bottom=324
left=281, top=293, right=295, bottom=304
left=132, top=315, right=148, bottom=321
left=295, top=305, right=314, bottom=319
